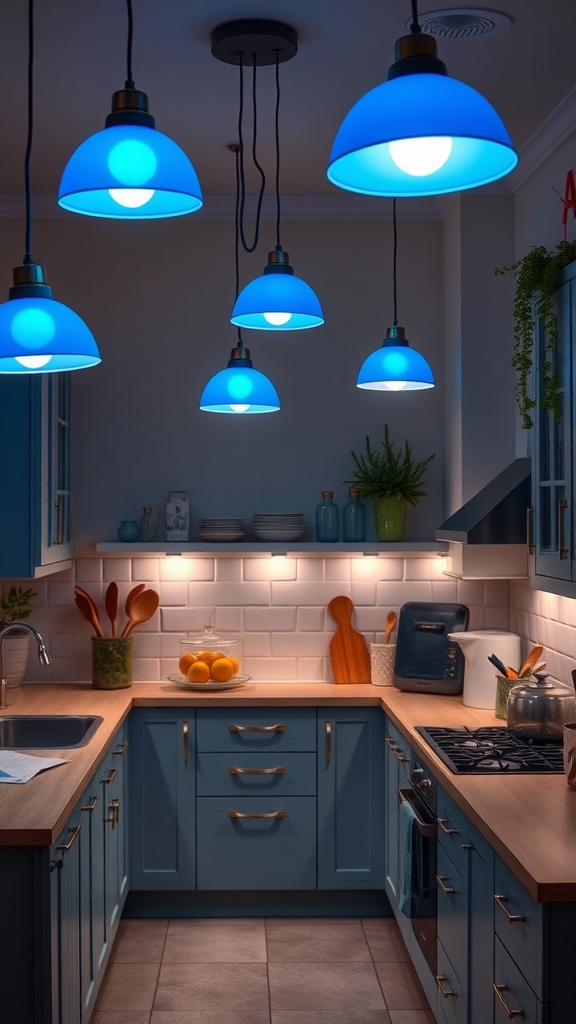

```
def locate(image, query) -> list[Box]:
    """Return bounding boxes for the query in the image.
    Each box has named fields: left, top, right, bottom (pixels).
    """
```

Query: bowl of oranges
left=171, top=627, right=247, bottom=689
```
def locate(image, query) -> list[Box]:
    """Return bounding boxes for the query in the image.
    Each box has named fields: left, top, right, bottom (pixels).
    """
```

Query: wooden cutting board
left=328, top=595, right=371, bottom=684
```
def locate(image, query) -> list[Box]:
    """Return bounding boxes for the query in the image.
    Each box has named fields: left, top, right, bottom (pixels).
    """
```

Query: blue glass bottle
left=342, top=487, right=367, bottom=542
left=316, top=491, right=339, bottom=542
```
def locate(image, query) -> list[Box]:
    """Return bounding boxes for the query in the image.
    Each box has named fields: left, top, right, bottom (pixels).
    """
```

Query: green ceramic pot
left=373, top=495, right=407, bottom=542
left=91, top=636, right=133, bottom=689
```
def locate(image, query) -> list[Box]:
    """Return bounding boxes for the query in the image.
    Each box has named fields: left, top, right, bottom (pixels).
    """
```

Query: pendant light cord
left=409, top=0, right=421, bottom=34
left=233, top=146, right=244, bottom=348
left=237, top=56, right=266, bottom=253
left=274, top=53, right=282, bottom=249
left=23, top=0, right=34, bottom=264
left=392, top=197, right=398, bottom=326
left=125, top=0, right=135, bottom=88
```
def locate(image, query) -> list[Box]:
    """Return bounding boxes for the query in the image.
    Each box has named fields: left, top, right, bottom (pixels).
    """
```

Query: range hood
left=435, top=458, right=530, bottom=580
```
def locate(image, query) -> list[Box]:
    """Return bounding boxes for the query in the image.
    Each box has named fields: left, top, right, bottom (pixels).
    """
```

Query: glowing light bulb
left=15, top=354, right=53, bottom=369
left=383, top=380, right=407, bottom=391
left=263, top=311, right=292, bottom=326
left=389, top=137, right=452, bottom=177
left=108, top=188, right=155, bottom=208
left=230, top=404, right=250, bottom=413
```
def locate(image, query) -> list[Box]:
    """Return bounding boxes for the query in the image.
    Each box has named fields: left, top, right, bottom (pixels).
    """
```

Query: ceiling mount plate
left=211, top=19, right=298, bottom=66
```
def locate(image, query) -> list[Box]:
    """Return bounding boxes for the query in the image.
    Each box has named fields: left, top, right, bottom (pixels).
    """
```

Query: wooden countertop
left=1, top=681, right=575, bottom=903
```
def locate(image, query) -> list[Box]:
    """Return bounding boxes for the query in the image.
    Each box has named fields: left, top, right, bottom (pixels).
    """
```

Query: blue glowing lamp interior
left=200, top=365, right=280, bottom=414
left=58, top=124, right=203, bottom=218
left=231, top=272, right=324, bottom=331
left=357, top=343, right=435, bottom=391
left=328, top=72, right=517, bottom=197
left=0, top=296, right=101, bottom=373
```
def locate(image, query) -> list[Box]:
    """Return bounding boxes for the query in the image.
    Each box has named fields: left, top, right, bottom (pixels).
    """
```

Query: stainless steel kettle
left=506, top=671, right=576, bottom=743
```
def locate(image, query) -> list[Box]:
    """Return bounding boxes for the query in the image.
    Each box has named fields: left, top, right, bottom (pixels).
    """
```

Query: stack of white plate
left=252, top=512, right=306, bottom=542
left=198, top=518, right=245, bottom=542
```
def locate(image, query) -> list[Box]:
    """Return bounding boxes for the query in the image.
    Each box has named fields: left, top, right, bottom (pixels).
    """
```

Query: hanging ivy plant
left=496, top=240, right=576, bottom=429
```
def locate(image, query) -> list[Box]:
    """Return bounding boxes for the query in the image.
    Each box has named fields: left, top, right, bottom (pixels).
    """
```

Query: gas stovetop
left=415, top=726, right=564, bottom=775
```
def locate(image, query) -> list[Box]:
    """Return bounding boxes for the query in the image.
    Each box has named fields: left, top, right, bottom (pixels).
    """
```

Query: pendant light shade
left=200, top=346, right=280, bottom=414
left=357, top=326, right=434, bottom=391
left=0, top=264, right=101, bottom=373
left=231, top=247, right=324, bottom=331
left=58, top=91, right=203, bottom=219
left=328, top=24, right=517, bottom=197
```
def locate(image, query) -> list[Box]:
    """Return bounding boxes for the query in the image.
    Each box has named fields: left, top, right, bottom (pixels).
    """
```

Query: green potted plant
left=1, top=585, right=37, bottom=687
left=347, top=425, right=435, bottom=541
left=496, top=239, right=576, bottom=429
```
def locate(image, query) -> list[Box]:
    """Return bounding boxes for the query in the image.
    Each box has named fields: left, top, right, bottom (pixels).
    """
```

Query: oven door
left=398, top=788, right=437, bottom=976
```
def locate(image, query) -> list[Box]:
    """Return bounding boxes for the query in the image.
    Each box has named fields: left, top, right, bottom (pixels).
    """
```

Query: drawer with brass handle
left=196, top=751, right=316, bottom=796
left=196, top=708, right=316, bottom=752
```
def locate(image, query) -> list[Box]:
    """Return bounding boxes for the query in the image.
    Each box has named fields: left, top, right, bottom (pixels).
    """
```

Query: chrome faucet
left=0, top=622, right=50, bottom=708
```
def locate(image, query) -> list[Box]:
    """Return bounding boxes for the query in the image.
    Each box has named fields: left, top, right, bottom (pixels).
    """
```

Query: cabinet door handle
left=385, top=736, right=400, bottom=750
left=436, top=874, right=456, bottom=895
left=101, top=767, right=118, bottom=785
left=494, top=894, right=525, bottom=923
left=113, top=741, right=128, bottom=756
left=526, top=505, right=534, bottom=554
left=435, top=975, right=456, bottom=999
left=228, top=810, right=286, bottom=820
left=493, top=983, right=524, bottom=1017
left=80, top=796, right=99, bottom=812
left=325, top=721, right=332, bottom=763
left=395, top=751, right=409, bottom=763
left=228, top=766, right=286, bottom=775
left=558, top=498, right=568, bottom=559
left=105, top=798, right=120, bottom=828
left=57, top=825, right=82, bottom=853
left=228, top=723, right=286, bottom=733
left=437, top=817, right=459, bottom=836
left=53, top=499, right=64, bottom=545
left=183, top=721, right=189, bottom=763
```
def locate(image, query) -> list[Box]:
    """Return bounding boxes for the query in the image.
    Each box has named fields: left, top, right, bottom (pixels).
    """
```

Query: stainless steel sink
left=0, top=715, right=103, bottom=748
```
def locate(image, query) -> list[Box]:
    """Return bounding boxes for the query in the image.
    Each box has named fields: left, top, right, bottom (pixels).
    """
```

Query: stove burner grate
left=415, top=726, right=564, bottom=774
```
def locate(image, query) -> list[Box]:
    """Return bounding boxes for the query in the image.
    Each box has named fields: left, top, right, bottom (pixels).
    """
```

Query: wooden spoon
left=105, top=582, right=119, bottom=637
left=121, top=589, right=159, bottom=638
left=518, top=644, right=544, bottom=678
left=74, top=587, right=105, bottom=637
left=384, top=610, right=397, bottom=645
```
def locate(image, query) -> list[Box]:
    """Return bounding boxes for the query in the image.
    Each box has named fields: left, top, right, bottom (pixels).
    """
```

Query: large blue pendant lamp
left=328, top=0, right=517, bottom=198
left=212, top=20, right=323, bottom=331
left=200, top=342, right=280, bottom=414
left=0, top=0, right=100, bottom=374
left=357, top=200, right=434, bottom=391
left=58, top=0, right=202, bottom=219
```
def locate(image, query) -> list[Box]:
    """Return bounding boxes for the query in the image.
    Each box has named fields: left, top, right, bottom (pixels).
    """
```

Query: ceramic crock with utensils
left=370, top=610, right=397, bottom=686
left=507, top=671, right=576, bottom=743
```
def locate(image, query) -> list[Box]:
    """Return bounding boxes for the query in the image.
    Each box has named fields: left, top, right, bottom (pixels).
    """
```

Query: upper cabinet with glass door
left=531, top=259, right=575, bottom=594
left=0, top=373, right=74, bottom=578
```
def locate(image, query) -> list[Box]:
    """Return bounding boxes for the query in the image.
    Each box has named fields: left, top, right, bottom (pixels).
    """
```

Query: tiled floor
left=91, top=917, right=435, bottom=1024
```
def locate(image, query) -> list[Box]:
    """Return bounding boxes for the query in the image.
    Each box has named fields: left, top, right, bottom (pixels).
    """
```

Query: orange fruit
left=179, top=652, right=197, bottom=675
left=197, top=650, right=219, bottom=667
left=210, top=657, right=234, bottom=682
left=228, top=656, right=239, bottom=676
left=187, top=661, right=210, bottom=683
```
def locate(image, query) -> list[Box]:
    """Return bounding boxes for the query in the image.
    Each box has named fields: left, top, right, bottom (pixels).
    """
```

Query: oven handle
left=398, top=788, right=437, bottom=838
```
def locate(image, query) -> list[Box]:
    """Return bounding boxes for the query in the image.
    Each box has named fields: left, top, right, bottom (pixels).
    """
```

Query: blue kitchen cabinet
left=100, top=726, right=130, bottom=952
left=383, top=717, right=412, bottom=924
left=531, top=257, right=576, bottom=592
left=317, top=706, right=385, bottom=889
left=129, top=707, right=196, bottom=889
left=0, top=373, right=74, bottom=578
left=50, top=801, right=83, bottom=1024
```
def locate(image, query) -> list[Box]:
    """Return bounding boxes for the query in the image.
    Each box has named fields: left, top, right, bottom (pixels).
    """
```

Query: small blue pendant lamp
left=0, top=0, right=100, bottom=374
left=357, top=199, right=434, bottom=392
left=328, top=0, right=517, bottom=198
left=212, top=20, right=323, bottom=331
left=200, top=342, right=280, bottom=414
left=58, top=0, right=202, bottom=219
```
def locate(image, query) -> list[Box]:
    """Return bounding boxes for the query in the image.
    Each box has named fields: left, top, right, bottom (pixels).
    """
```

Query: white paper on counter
left=0, top=750, right=70, bottom=784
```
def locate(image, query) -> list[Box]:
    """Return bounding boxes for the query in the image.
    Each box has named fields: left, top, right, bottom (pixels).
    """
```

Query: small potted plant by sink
left=347, top=425, right=435, bottom=541
left=1, top=585, right=37, bottom=686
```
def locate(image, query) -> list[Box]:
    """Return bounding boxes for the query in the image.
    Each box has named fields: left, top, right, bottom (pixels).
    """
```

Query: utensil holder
left=370, top=643, right=396, bottom=686
left=495, top=674, right=516, bottom=720
left=91, top=637, right=133, bottom=689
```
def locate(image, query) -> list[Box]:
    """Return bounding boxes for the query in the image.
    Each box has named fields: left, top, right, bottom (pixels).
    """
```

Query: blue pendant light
left=212, top=20, right=323, bottom=331
left=58, top=0, right=202, bottom=219
left=357, top=199, right=434, bottom=391
left=0, top=0, right=100, bottom=374
left=200, top=344, right=280, bottom=414
left=328, top=0, right=517, bottom=198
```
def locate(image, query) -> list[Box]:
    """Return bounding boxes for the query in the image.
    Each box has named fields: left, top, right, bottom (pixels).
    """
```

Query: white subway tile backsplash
left=244, top=607, right=298, bottom=632
left=271, top=632, right=330, bottom=658
left=131, top=558, right=160, bottom=582
left=187, top=581, right=270, bottom=606
left=160, top=557, right=214, bottom=581
left=405, top=557, right=445, bottom=581
left=325, top=558, right=352, bottom=581
left=456, top=580, right=485, bottom=606
left=296, top=558, right=325, bottom=582
left=157, top=582, right=188, bottom=606
left=350, top=580, right=378, bottom=605
left=430, top=580, right=459, bottom=602
left=244, top=657, right=297, bottom=681
left=47, top=571, right=74, bottom=606
left=297, top=607, right=325, bottom=632
left=75, top=559, right=103, bottom=583
left=243, top=632, right=272, bottom=657
left=102, top=558, right=132, bottom=582
left=297, top=658, right=327, bottom=681
left=216, top=558, right=243, bottom=582
left=243, top=557, right=297, bottom=582
left=271, top=580, right=348, bottom=606
left=214, top=607, right=243, bottom=632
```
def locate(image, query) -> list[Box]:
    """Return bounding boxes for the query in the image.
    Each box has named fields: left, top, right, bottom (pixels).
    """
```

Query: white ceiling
left=0, top=0, right=575, bottom=214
